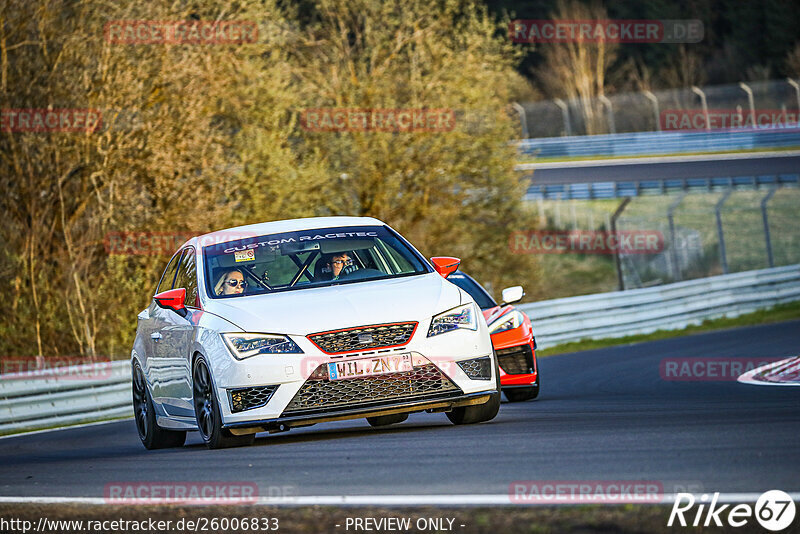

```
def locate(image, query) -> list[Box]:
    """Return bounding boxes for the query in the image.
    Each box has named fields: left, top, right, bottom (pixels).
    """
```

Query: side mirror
left=154, top=288, right=189, bottom=318
left=501, top=286, right=524, bottom=305
left=430, top=256, right=461, bottom=278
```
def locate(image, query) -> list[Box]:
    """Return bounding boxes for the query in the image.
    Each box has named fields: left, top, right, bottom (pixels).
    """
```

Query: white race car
left=131, top=217, right=500, bottom=449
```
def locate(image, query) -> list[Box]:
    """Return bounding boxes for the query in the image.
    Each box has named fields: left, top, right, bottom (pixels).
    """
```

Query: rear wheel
left=447, top=354, right=501, bottom=425
left=367, top=413, right=409, bottom=427
left=193, top=356, right=255, bottom=449
left=132, top=362, right=186, bottom=450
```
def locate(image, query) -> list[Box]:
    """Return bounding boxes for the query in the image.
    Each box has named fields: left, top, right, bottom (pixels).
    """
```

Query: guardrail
left=519, top=264, right=800, bottom=349
left=517, top=128, right=800, bottom=159
left=0, top=361, right=132, bottom=435
left=2, top=264, right=799, bottom=435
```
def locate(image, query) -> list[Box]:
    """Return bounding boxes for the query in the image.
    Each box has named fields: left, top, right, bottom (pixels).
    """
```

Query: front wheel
left=504, top=383, right=539, bottom=402
left=447, top=354, right=501, bottom=425
left=367, top=413, right=409, bottom=427
left=193, top=356, right=254, bottom=449
left=132, top=362, right=186, bottom=450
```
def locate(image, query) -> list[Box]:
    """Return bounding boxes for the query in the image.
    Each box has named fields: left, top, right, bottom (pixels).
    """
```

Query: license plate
left=328, top=354, right=413, bottom=381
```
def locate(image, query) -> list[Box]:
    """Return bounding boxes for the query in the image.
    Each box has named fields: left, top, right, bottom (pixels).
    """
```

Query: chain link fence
left=519, top=79, right=800, bottom=137
left=523, top=188, right=800, bottom=296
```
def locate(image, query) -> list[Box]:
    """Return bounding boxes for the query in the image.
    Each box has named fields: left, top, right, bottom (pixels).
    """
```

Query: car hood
left=204, top=272, right=463, bottom=335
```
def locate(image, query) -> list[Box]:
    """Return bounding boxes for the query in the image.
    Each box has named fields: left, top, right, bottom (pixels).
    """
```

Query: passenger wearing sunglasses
left=214, top=269, right=248, bottom=296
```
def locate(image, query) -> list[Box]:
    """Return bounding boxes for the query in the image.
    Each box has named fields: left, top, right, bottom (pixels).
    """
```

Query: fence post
left=570, top=199, right=578, bottom=229
left=761, top=188, right=777, bottom=268
left=667, top=192, right=687, bottom=281
left=599, top=95, right=616, bottom=134
left=512, top=102, right=529, bottom=139
left=739, top=82, right=756, bottom=126
left=716, top=189, right=733, bottom=274
left=611, top=197, right=632, bottom=291
left=554, top=98, right=572, bottom=136
left=555, top=194, right=562, bottom=227
left=691, top=86, right=710, bottom=131
left=788, top=79, right=800, bottom=114
left=644, top=90, right=660, bottom=131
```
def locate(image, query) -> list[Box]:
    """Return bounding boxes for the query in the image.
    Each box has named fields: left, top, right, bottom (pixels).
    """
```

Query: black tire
left=367, top=413, right=409, bottom=427
left=446, top=354, right=501, bottom=425
left=192, top=356, right=255, bottom=449
left=504, top=384, right=539, bottom=402
left=132, top=362, right=186, bottom=450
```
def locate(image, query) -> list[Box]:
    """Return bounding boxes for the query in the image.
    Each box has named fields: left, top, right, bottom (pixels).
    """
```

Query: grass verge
left=537, top=300, right=800, bottom=357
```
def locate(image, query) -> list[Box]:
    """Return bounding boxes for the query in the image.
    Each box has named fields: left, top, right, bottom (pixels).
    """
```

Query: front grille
left=228, top=385, right=279, bottom=413
left=457, top=357, right=492, bottom=380
left=496, top=344, right=535, bottom=375
left=308, top=322, right=417, bottom=354
left=283, top=363, right=460, bottom=415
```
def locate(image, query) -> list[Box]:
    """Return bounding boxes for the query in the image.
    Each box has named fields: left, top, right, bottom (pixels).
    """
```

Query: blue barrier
left=518, top=128, right=800, bottom=159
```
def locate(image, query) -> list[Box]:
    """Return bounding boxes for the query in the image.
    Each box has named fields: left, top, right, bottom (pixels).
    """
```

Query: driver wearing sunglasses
left=214, top=269, right=248, bottom=296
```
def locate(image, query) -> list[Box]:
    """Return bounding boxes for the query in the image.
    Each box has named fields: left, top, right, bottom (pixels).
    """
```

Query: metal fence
left=529, top=188, right=800, bottom=289
left=519, top=79, right=800, bottom=138
left=2, top=264, right=799, bottom=435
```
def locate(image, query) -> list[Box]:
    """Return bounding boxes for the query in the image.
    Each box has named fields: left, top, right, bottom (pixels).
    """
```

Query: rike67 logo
left=668, top=490, right=795, bottom=531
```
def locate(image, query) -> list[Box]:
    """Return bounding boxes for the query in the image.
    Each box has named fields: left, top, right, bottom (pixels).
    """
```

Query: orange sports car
left=447, top=271, right=539, bottom=402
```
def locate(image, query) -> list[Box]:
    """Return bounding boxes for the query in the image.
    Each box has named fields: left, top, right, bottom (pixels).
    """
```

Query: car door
left=140, top=251, right=182, bottom=378
left=152, top=246, right=199, bottom=418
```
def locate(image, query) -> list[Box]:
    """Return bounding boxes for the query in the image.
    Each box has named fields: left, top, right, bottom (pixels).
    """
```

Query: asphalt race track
left=527, top=154, right=800, bottom=185
left=1, top=320, right=799, bottom=499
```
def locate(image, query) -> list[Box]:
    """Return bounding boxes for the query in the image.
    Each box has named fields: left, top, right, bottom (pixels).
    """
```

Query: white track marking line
left=0, top=417, right=132, bottom=441
left=1, top=493, right=798, bottom=506
left=738, top=356, right=800, bottom=386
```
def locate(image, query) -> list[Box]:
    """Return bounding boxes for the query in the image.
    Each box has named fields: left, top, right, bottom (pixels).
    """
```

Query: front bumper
left=210, top=323, right=496, bottom=426
left=223, top=389, right=496, bottom=434
left=495, top=341, right=538, bottom=386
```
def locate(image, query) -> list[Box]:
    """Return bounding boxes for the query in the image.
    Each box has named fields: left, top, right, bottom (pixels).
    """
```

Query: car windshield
left=447, top=271, right=497, bottom=310
left=203, top=225, right=429, bottom=297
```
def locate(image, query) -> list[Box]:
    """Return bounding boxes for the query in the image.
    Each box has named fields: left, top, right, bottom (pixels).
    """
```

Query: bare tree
left=536, top=0, right=618, bottom=135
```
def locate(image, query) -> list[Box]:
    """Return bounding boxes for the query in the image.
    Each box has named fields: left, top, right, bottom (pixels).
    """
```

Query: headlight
left=488, top=310, right=524, bottom=334
left=427, top=303, right=477, bottom=337
left=222, top=333, right=303, bottom=359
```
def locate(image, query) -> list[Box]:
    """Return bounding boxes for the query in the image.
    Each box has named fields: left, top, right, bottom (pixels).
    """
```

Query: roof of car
left=188, top=216, right=387, bottom=249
